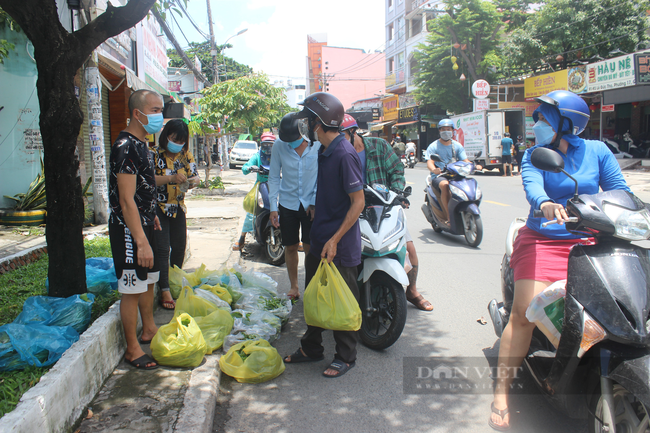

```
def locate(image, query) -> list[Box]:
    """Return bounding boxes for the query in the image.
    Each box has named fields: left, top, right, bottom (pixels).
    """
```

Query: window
left=387, top=23, right=394, bottom=45
left=397, top=17, right=404, bottom=41
left=397, top=52, right=405, bottom=69
left=388, top=57, right=394, bottom=73
left=388, top=0, right=393, bottom=11
left=411, top=17, right=422, bottom=37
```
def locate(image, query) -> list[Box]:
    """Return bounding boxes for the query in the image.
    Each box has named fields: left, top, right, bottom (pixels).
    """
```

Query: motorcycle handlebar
left=533, top=210, right=544, bottom=218
left=541, top=217, right=578, bottom=228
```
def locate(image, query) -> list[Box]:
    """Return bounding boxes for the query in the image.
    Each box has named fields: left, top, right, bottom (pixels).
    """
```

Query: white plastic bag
left=525, top=280, right=566, bottom=348
left=194, top=288, right=232, bottom=311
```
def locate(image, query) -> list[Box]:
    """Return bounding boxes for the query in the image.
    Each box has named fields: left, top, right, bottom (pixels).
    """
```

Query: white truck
left=450, top=109, right=526, bottom=173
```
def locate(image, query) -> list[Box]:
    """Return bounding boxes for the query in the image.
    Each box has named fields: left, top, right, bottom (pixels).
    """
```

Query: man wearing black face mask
left=283, top=93, right=365, bottom=379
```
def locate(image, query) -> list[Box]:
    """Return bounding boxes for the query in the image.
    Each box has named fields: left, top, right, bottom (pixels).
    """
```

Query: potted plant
left=1, top=160, right=47, bottom=226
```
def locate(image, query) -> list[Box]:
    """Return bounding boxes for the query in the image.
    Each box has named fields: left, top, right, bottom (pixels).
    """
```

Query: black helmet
left=296, top=92, right=345, bottom=128
left=504, top=132, right=510, bottom=137
left=279, top=112, right=302, bottom=142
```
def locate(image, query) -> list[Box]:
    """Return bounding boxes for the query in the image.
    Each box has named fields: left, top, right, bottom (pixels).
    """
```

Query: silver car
left=229, top=140, right=258, bottom=169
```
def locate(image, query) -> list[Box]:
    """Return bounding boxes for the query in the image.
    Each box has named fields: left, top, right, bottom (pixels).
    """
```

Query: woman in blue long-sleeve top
left=489, top=91, right=630, bottom=431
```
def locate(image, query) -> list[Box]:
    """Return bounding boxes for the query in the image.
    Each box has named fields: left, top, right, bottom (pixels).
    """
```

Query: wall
left=0, top=28, right=41, bottom=209
left=322, top=47, right=385, bottom=111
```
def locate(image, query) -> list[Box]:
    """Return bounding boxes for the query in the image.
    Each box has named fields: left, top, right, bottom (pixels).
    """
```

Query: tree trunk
left=0, top=0, right=156, bottom=297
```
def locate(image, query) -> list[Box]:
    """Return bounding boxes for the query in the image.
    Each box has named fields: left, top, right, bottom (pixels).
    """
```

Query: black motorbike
left=488, top=147, right=650, bottom=432
left=249, top=165, right=285, bottom=266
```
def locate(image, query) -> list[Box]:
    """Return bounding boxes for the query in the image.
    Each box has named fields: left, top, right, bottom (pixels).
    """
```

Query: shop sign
left=499, top=101, right=539, bottom=117
left=602, top=104, right=615, bottom=112
left=567, top=65, right=588, bottom=94
left=142, top=15, right=169, bottom=92
left=168, top=81, right=181, bottom=92
left=383, top=95, right=399, bottom=121
left=398, top=106, right=419, bottom=123
left=524, top=70, right=568, bottom=100
left=635, top=53, right=650, bottom=85
left=473, top=98, right=489, bottom=111
left=472, top=80, right=490, bottom=99
left=372, top=108, right=380, bottom=121
left=587, top=54, right=635, bottom=92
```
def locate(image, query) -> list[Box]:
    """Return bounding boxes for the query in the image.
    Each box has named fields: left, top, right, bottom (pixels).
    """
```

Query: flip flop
left=232, top=242, right=243, bottom=251
left=127, top=354, right=158, bottom=370
left=488, top=402, right=511, bottom=431
left=160, top=299, right=175, bottom=310
left=322, top=359, right=355, bottom=378
left=407, top=294, right=433, bottom=311
left=287, top=293, right=300, bottom=301
left=284, top=348, right=324, bottom=363
left=298, top=242, right=304, bottom=252
left=139, top=337, right=153, bottom=345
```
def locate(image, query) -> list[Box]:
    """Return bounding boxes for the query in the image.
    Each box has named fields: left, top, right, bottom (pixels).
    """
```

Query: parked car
left=229, top=140, right=258, bottom=169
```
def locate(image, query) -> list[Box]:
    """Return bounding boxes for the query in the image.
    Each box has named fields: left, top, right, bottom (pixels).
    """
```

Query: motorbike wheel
left=589, top=384, right=649, bottom=433
left=500, top=254, right=514, bottom=318
left=463, top=213, right=483, bottom=247
left=359, top=272, right=407, bottom=350
left=263, top=227, right=285, bottom=266
left=425, top=196, right=443, bottom=233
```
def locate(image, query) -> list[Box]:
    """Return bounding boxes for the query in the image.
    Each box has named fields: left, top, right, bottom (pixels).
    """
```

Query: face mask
left=533, top=121, right=556, bottom=145
left=167, top=140, right=184, bottom=153
left=313, top=124, right=320, bottom=143
left=137, top=110, right=164, bottom=134
left=440, top=131, right=453, bottom=141
left=288, top=138, right=303, bottom=149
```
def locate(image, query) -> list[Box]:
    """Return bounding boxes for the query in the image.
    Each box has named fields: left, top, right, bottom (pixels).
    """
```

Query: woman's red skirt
left=510, top=225, right=592, bottom=282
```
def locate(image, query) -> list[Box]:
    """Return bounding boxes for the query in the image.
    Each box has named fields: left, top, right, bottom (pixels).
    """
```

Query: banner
left=567, top=65, right=588, bottom=94
left=635, top=53, right=650, bottom=85
left=383, top=95, right=399, bottom=121
left=498, top=101, right=539, bottom=118
left=587, top=54, right=635, bottom=92
left=524, top=70, right=568, bottom=100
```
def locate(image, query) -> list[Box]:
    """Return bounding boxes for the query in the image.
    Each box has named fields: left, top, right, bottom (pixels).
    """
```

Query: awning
left=369, top=120, right=396, bottom=132
left=98, top=53, right=170, bottom=98
left=396, top=120, right=419, bottom=126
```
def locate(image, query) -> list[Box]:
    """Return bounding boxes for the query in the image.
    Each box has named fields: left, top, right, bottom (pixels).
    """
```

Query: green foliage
left=0, top=236, right=118, bottom=416
left=167, top=41, right=253, bottom=83
left=493, top=0, right=534, bottom=31
left=414, top=0, right=504, bottom=113
left=3, top=160, right=45, bottom=211
left=197, top=176, right=224, bottom=190
left=195, top=73, right=292, bottom=136
left=0, top=7, right=19, bottom=64
left=501, top=0, right=649, bottom=77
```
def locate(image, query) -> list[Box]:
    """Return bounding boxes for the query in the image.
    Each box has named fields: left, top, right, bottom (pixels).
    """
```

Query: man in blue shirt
left=269, top=113, right=320, bottom=300
left=425, top=119, right=480, bottom=223
left=501, top=132, right=514, bottom=176
left=283, top=93, right=364, bottom=379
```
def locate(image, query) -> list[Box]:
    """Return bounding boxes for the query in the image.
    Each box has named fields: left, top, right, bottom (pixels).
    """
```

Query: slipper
left=160, top=299, right=175, bottom=310
left=284, top=348, right=324, bottom=363
left=287, top=293, right=300, bottom=301
left=488, top=402, right=511, bottom=431
left=407, top=294, right=433, bottom=311
left=126, top=354, right=158, bottom=370
left=298, top=242, right=304, bottom=252
left=139, top=337, right=152, bottom=345
left=232, top=242, right=243, bottom=251
left=322, top=359, right=355, bottom=378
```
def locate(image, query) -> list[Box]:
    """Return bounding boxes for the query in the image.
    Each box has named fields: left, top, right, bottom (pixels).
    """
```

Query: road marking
left=406, top=181, right=415, bottom=185
left=484, top=200, right=510, bottom=207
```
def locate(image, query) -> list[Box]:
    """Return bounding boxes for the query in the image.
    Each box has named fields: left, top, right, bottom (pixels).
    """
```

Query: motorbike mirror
left=530, top=147, right=564, bottom=173
left=474, top=150, right=483, bottom=159
left=531, top=147, right=580, bottom=201
left=404, top=186, right=412, bottom=195
left=429, top=153, right=443, bottom=163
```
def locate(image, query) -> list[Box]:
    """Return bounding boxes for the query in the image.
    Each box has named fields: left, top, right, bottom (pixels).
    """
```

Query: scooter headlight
left=455, top=163, right=472, bottom=177
left=382, top=208, right=405, bottom=244
left=475, top=185, right=483, bottom=201
left=578, top=310, right=607, bottom=358
left=449, top=184, right=469, bottom=201
left=257, top=191, right=264, bottom=209
left=360, top=232, right=371, bottom=245
left=603, top=203, right=650, bottom=241
left=379, top=239, right=401, bottom=255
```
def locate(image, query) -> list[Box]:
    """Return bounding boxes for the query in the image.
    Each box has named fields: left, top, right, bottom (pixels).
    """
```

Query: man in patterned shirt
left=109, top=89, right=163, bottom=370
left=340, top=114, right=433, bottom=312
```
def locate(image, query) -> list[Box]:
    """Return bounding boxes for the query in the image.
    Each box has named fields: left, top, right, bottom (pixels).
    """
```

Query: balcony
left=386, top=67, right=406, bottom=90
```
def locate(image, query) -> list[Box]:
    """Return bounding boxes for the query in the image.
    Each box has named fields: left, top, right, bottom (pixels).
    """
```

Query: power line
left=173, top=0, right=210, bottom=41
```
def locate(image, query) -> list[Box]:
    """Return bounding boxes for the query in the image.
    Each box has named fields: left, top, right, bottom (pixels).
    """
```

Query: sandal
left=407, top=294, right=433, bottom=311
left=126, top=354, right=158, bottom=370
left=488, top=402, right=511, bottom=431
left=284, top=348, right=324, bottom=363
left=232, top=242, right=243, bottom=251
left=298, top=242, right=304, bottom=252
left=322, top=359, right=355, bottom=378
left=287, top=292, right=300, bottom=301
left=160, top=298, right=175, bottom=310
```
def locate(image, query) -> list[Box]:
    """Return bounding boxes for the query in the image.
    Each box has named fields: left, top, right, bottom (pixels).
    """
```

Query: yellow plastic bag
left=169, top=265, right=202, bottom=299
left=219, top=339, right=285, bottom=384
left=194, top=309, right=234, bottom=354
left=243, top=182, right=260, bottom=214
left=198, top=283, right=233, bottom=306
left=151, top=313, right=207, bottom=368
left=174, top=286, right=220, bottom=318
left=303, top=259, right=362, bottom=331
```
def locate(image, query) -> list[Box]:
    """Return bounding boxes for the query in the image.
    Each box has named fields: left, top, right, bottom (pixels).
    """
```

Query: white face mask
left=440, top=131, right=453, bottom=141
left=313, top=125, right=320, bottom=143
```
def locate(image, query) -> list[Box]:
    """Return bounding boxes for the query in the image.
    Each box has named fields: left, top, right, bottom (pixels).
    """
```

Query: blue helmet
left=438, top=118, right=455, bottom=129
left=533, top=90, right=590, bottom=135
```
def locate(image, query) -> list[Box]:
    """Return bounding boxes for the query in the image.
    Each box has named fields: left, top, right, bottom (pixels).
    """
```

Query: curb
left=0, top=302, right=126, bottom=433
left=0, top=243, right=47, bottom=274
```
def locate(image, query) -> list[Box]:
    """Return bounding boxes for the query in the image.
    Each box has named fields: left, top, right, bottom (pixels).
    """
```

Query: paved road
left=214, top=167, right=600, bottom=433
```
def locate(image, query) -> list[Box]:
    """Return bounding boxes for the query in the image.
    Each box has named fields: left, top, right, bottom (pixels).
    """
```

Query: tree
left=167, top=41, right=252, bottom=83
left=501, top=0, right=649, bottom=76
left=194, top=73, right=291, bottom=137
left=0, top=0, right=158, bottom=297
left=0, top=8, right=18, bottom=64
left=414, top=0, right=504, bottom=113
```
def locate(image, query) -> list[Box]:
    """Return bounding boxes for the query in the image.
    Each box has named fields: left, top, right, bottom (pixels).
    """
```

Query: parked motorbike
left=400, top=154, right=408, bottom=168
left=421, top=151, right=483, bottom=247
left=211, top=152, right=220, bottom=165
left=603, top=137, right=633, bottom=159
left=249, top=165, right=285, bottom=266
left=358, top=183, right=411, bottom=350
left=488, top=146, right=650, bottom=432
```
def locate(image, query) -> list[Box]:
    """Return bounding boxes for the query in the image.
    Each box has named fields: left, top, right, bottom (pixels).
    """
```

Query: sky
left=168, top=0, right=386, bottom=85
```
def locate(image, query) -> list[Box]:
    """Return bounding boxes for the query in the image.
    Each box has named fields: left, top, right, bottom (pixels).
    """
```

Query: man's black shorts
left=279, top=204, right=312, bottom=247
left=109, top=221, right=159, bottom=294
left=502, top=155, right=512, bottom=164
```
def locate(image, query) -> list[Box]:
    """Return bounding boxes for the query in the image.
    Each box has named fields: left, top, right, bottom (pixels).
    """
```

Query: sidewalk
left=0, top=167, right=255, bottom=433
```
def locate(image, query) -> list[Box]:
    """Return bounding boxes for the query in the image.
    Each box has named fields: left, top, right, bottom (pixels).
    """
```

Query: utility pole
left=206, top=0, right=218, bottom=84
